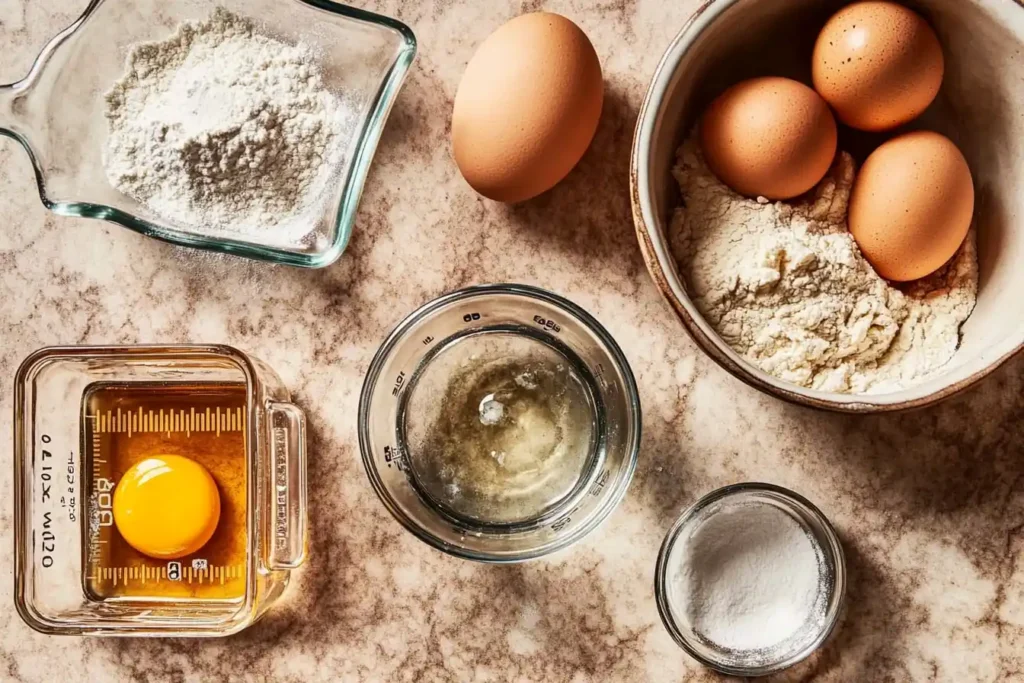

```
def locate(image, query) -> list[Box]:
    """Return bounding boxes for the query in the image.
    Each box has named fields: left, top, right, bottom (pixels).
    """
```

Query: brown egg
left=813, top=2, right=944, bottom=132
left=699, top=77, right=838, bottom=200
left=451, top=13, right=603, bottom=203
left=849, top=131, right=974, bottom=281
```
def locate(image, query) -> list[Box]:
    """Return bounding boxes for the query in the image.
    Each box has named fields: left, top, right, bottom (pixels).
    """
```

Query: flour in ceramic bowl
left=670, top=137, right=978, bottom=394
left=104, top=8, right=352, bottom=243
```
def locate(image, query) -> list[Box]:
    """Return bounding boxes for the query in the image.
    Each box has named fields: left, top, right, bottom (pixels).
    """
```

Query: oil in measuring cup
left=84, top=382, right=247, bottom=601
left=400, top=327, right=604, bottom=528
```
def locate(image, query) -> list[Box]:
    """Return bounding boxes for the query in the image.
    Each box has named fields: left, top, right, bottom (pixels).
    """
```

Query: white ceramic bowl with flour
left=655, top=483, right=846, bottom=676
left=630, top=0, right=1024, bottom=412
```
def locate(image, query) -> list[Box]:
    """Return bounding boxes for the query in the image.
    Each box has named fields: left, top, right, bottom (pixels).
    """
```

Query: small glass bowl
left=655, top=483, right=846, bottom=676
left=0, top=0, right=415, bottom=268
left=359, top=284, right=642, bottom=562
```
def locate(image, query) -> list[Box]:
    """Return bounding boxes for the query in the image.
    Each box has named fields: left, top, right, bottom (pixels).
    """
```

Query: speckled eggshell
left=451, top=12, right=603, bottom=203
left=849, top=131, right=974, bottom=282
left=699, top=76, right=838, bottom=200
left=813, top=1, right=944, bottom=132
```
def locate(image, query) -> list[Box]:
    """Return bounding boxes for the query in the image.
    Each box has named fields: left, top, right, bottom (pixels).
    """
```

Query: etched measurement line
left=91, top=421, right=102, bottom=477
left=92, top=564, right=244, bottom=586
left=86, top=407, right=245, bottom=436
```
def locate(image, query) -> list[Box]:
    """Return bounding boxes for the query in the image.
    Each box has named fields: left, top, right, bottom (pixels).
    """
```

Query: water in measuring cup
left=83, top=382, right=248, bottom=601
left=402, top=330, right=599, bottom=526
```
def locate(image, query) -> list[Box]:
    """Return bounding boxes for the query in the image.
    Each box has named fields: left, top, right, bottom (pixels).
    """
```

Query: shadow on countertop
left=780, top=350, right=1024, bottom=522
left=501, top=85, right=645, bottom=274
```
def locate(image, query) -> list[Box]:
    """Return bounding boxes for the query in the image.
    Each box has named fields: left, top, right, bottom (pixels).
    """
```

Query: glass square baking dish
left=0, top=0, right=416, bottom=268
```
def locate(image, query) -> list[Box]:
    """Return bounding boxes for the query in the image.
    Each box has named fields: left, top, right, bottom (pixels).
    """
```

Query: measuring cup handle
left=0, top=82, right=27, bottom=141
left=266, top=400, right=308, bottom=570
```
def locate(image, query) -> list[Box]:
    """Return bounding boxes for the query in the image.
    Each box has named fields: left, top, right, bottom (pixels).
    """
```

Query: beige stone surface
left=0, top=1, right=1022, bottom=681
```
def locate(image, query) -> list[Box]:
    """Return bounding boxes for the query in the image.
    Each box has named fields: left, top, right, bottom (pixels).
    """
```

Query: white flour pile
left=670, top=137, right=978, bottom=394
left=104, top=9, right=349, bottom=241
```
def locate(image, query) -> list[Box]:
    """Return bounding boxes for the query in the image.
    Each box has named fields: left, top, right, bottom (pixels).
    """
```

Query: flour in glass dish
left=104, top=9, right=351, bottom=243
left=669, top=137, right=978, bottom=394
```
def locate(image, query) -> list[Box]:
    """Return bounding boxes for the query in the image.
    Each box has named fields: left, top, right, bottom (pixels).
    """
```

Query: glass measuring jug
left=360, top=284, right=642, bottom=562
left=0, top=0, right=415, bottom=267
left=14, top=345, right=307, bottom=636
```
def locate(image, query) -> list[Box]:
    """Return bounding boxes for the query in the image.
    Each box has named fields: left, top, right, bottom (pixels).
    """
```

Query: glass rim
left=358, top=283, right=643, bottom=563
left=654, top=482, right=847, bottom=676
left=1, top=0, right=417, bottom=268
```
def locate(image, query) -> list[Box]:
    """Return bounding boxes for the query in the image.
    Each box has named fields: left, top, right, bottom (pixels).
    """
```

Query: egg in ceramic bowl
left=699, top=76, right=837, bottom=200
left=849, top=130, right=974, bottom=282
left=813, top=1, right=944, bottom=132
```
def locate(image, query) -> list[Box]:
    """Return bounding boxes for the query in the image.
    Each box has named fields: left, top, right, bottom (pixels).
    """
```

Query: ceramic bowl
left=630, top=0, right=1024, bottom=412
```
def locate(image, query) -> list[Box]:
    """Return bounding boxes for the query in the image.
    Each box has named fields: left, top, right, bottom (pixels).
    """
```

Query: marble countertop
left=1, top=1, right=1022, bottom=681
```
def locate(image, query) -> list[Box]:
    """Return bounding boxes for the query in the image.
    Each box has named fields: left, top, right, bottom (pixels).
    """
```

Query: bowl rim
left=0, top=0, right=417, bottom=269
left=628, top=0, right=1024, bottom=413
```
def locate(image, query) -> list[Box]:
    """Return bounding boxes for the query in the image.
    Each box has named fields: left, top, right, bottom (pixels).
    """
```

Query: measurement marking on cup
left=91, top=429, right=102, bottom=477
left=91, top=563, right=243, bottom=587
left=533, top=315, right=561, bottom=333
left=87, top=406, right=245, bottom=436
left=384, top=445, right=407, bottom=471
left=391, top=372, right=407, bottom=397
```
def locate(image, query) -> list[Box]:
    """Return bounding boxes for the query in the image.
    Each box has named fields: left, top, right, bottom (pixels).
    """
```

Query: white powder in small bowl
left=668, top=500, right=827, bottom=655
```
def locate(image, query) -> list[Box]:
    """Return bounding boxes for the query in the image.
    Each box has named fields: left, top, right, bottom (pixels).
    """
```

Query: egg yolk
left=112, top=454, right=221, bottom=560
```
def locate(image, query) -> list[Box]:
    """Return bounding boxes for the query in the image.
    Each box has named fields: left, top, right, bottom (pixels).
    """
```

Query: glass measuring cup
left=0, top=0, right=415, bottom=267
left=13, top=345, right=308, bottom=636
left=359, top=284, right=642, bottom=562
